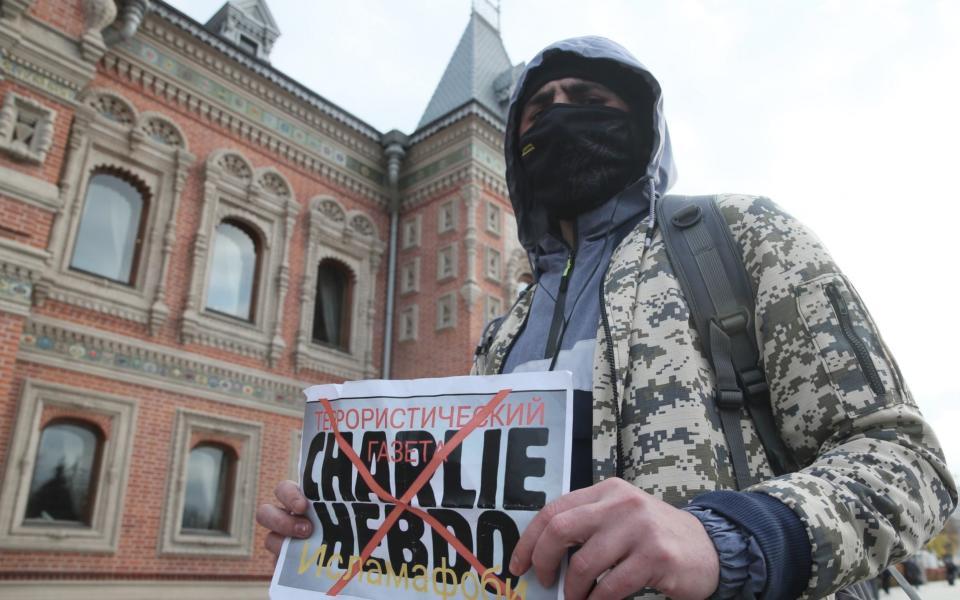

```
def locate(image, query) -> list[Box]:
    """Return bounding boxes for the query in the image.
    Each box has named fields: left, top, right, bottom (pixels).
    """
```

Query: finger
left=529, top=503, right=604, bottom=588
left=510, top=484, right=606, bottom=576
left=264, top=531, right=285, bottom=557
left=563, top=534, right=632, bottom=600
left=586, top=557, right=647, bottom=600
left=256, top=503, right=313, bottom=538
left=275, top=480, right=309, bottom=514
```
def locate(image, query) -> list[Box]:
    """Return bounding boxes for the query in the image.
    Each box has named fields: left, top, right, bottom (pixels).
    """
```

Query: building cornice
left=399, top=158, right=508, bottom=212
left=103, top=43, right=390, bottom=206
left=19, top=316, right=308, bottom=414
left=409, top=100, right=505, bottom=145
left=406, top=115, right=503, bottom=167
left=151, top=1, right=382, bottom=143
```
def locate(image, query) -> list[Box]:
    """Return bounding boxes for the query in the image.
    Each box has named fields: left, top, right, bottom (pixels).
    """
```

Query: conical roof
left=417, top=9, right=517, bottom=129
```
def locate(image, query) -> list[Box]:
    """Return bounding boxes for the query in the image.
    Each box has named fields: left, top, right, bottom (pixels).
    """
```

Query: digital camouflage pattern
left=474, top=194, right=957, bottom=599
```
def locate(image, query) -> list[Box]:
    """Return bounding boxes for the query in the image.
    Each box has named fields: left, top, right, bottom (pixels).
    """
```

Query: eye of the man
left=526, top=105, right=544, bottom=122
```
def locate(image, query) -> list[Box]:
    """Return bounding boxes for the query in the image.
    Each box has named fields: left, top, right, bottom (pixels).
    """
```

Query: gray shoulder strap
left=657, top=195, right=797, bottom=488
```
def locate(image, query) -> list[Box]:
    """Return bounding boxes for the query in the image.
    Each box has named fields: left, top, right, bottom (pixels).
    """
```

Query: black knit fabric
left=690, top=491, right=812, bottom=600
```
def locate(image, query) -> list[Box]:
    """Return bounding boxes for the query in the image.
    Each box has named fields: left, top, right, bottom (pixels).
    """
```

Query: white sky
left=168, top=0, right=960, bottom=476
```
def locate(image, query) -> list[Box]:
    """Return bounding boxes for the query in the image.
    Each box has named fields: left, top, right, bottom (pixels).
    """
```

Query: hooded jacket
left=474, top=37, right=957, bottom=599
left=500, top=37, right=676, bottom=493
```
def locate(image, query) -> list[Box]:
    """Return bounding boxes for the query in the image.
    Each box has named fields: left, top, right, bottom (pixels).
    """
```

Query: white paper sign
left=270, top=372, right=573, bottom=600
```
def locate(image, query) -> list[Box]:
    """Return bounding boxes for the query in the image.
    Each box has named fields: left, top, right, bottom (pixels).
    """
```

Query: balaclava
left=514, top=60, right=654, bottom=222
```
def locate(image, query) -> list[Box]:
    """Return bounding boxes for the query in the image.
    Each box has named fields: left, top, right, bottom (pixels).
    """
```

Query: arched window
left=25, top=420, right=104, bottom=525
left=312, top=259, right=353, bottom=350
left=205, top=220, right=260, bottom=321
left=181, top=443, right=235, bottom=533
left=70, top=170, right=147, bottom=284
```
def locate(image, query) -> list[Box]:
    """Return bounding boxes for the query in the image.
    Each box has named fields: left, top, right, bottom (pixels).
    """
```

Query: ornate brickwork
left=0, top=1, right=514, bottom=596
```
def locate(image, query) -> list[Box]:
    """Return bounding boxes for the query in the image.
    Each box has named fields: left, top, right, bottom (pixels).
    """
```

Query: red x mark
left=318, top=389, right=520, bottom=600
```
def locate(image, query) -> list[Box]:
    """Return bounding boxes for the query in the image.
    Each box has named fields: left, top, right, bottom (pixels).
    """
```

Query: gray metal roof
left=417, top=10, right=517, bottom=130
left=233, top=0, right=280, bottom=34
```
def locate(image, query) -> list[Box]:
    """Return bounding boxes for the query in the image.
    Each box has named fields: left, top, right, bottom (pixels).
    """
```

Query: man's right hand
left=256, top=480, right=313, bottom=557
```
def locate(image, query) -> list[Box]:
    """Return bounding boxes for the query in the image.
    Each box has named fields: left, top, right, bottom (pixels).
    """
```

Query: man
left=257, top=37, right=956, bottom=599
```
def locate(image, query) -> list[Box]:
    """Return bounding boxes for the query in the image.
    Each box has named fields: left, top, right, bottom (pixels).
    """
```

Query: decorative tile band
left=400, top=145, right=470, bottom=189
left=0, top=52, right=78, bottom=102
left=0, top=273, right=32, bottom=306
left=18, top=324, right=304, bottom=406
left=473, top=142, right=506, bottom=177
left=119, top=38, right=384, bottom=185
left=400, top=142, right=505, bottom=190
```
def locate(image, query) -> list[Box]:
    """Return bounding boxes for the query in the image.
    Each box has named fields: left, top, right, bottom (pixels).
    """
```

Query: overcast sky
left=168, top=0, right=960, bottom=475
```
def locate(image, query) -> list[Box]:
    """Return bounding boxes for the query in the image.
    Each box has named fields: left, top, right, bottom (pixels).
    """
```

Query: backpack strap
left=657, top=195, right=797, bottom=488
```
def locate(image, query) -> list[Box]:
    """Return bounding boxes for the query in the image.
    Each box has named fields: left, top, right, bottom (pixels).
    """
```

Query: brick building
left=0, top=0, right=529, bottom=597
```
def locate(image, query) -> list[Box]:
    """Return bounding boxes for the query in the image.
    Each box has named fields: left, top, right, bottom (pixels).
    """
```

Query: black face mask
left=518, top=104, right=641, bottom=220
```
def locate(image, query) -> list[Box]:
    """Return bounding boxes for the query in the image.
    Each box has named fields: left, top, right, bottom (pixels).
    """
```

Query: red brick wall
left=0, top=4, right=512, bottom=586
left=12, top=68, right=392, bottom=377
left=391, top=184, right=509, bottom=380
left=0, top=195, right=54, bottom=248
left=0, top=362, right=298, bottom=579
left=0, top=81, right=76, bottom=184
left=0, top=313, right=25, bottom=412
left=28, top=0, right=85, bottom=40
left=39, top=405, right=114, bottom=438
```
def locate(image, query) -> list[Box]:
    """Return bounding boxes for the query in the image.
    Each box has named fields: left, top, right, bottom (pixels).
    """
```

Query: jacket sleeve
left=718, top=194, right=957, bottom=599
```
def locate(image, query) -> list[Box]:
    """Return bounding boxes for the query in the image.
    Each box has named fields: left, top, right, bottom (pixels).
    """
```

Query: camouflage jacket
left=474, top=194, right=957, bottom=599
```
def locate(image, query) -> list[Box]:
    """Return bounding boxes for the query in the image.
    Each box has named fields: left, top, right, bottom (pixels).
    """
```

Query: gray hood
left=505, top=36, right=678, bottom=250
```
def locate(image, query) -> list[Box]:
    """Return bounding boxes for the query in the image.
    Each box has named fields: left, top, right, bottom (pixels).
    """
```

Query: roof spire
left=472, top=0, right=500, bottom=32
left=416, top=4, right=522, bottom=129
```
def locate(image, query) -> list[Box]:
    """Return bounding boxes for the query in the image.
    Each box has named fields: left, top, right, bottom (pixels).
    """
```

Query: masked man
left=258, top=37, right=956, bottom=600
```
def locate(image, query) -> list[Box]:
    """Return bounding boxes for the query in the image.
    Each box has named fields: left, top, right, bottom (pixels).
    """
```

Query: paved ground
left=883, top=579, right=957, bottom=600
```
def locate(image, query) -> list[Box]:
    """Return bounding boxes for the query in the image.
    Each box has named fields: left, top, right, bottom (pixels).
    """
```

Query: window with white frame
left=0, top=380, right=137, bottom=553
left=485, top=294, right=503, bottom=325
left=438, top=199, right=457, bottom=233
left=181, top=443, right=236, bottom=533
left=436, top=293, right=457, bottom=330
left=69, top=169, right=149, bottom=285
left=437, top=244, right=457, bottom=281
left=485, top=246, right=502, bottom=281
left=400, top=257, right=420, bottom=295
left=486, top=201, right=502, bottom=236
left=401, top=215, right=421, bottom=249
left=312, top=258, right=354, bottom=351
left=159, top=410, right=261, bottom=557
left=398, top=304, right=419, bottom=342
left=42, top=90, right=194, bottom=333
left=181, top=150, right=297, bottom=365
left=25, top=420, right=104, bottom=525
left=294, top=196, right=384, bottom=379
left=0, top=91, right=57, bottom=163
left=205, top=219, right=261, bottom=321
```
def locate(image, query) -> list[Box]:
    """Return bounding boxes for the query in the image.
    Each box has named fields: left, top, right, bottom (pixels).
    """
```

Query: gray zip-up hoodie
left=500, top=37, right=678, bottom=490
left=497, top=37, right=783, bottom=599
left=501, top=36, right=677, bottom=381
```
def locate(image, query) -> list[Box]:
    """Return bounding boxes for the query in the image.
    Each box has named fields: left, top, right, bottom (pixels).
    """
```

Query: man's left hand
left=509, top=478, right=720, bottom=600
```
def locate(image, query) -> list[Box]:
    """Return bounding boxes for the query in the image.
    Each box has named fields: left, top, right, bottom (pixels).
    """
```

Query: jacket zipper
left=598, top=269, right=624, bottom=479
left=544, top=250, right=576, bottom=362
left=825, top=283, right=885, bottom=396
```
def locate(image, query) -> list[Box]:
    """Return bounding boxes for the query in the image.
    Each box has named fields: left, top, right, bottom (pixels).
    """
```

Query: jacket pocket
left=795, top=274, right=902, bottom=416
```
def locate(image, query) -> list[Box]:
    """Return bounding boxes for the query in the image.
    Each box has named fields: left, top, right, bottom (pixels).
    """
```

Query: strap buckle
left=715, top=309, right=749, bottom=335
left=716, top=388, right=744, bottom=409
left=740, top=368, right=769, bottom=398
